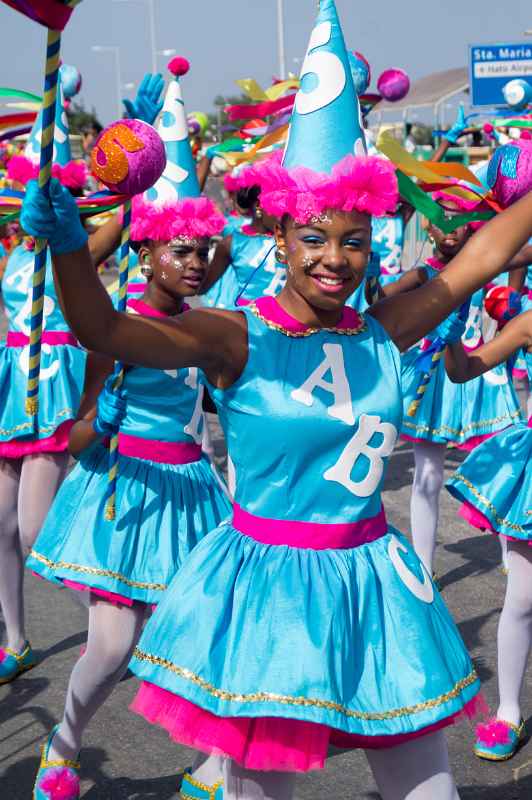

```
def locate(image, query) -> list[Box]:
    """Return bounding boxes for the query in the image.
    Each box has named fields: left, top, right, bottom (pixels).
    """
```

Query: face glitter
left=161, top=271, right=168, bottom=281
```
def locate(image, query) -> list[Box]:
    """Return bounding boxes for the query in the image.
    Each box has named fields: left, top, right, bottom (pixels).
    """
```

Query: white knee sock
left=410, top=441, right=446, bottom=574
left=190, top=753, right=225, bottom=787
left=366, top=731, right=459, bottom=800
left=496, top=540, right=532, bottom=726
left=223, top=760, right=296, bottom=800
left=18, top=452, right=69, bottom=555
left=0, top=458, right=24, bottom=651
left=50, top=598, right=146, bottom=761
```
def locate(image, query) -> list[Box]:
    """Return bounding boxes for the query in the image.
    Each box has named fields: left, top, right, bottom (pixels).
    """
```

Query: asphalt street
left=0, top=299, right=531, bottom=799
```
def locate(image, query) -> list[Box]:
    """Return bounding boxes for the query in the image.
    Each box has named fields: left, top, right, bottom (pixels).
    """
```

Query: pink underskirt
left=401, top=431, right=495, bottom=451
left=233, top=504, right=387, bottom=549
left=62, top=579, right=135, bottom=607
left=130, top=683, right=485, bottom=773
left=6, top=331, right=79, bottom=348
left=459, top=501, right=532, bottom=547
left=118, top=433, right=201, bottom=464
left=236, top=297, right=251, bottom=307
left=0, top=419, right=74, bottom=459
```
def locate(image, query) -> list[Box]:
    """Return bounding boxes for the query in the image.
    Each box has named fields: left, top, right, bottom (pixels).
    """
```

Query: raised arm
left=200, top=235, right=232, bottom=293
left=370, top=191, right=532, bottom=351
left=444, top=310, right=532, bottom=383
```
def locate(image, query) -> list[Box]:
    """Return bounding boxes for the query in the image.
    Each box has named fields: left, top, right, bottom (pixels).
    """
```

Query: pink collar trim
left=127, top=298, right=189, bottom=319
left=252, top=295, right=364, bottom=336
left=426, top=256, right=448, bottom=272
left=241, top=224, right=273, bottom=238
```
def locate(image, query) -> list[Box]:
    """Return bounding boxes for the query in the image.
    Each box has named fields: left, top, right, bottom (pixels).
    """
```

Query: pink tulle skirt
left=0, top=419, right=74, bottom=459
left=401, top=431, right=494, bottom=452
left=63, top=579, right=135, bottom=607
left=460, top=501, right=532, bottom=547
left=131, top=682, right=485, bottom=773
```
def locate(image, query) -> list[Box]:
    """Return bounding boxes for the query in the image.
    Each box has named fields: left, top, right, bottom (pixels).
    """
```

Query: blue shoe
left=179, top=768, right=223, bottom=800
left=474, top=718, right=526, bottom=761
left=33, top=725, right=80, bottom=799
left=0, top=641, right=37, bottom=684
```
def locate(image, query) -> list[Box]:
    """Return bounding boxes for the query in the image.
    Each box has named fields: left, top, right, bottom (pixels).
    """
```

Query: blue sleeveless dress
left=26, top=300, right=231, bottom=606
left=401, top=262, right=523, bottom=448
left=203, top=228, right=286, bottom=310
left=0, top=243, right=86, bottom=457
left=446, top=344, right=532, bottom=543
left=130, top=296, right=479, bottom=770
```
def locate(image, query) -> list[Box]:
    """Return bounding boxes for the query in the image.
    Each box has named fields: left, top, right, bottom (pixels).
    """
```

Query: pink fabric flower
left=476, top=719, right=512, bottom=746
left=0, top=648, right=7, bottom=664
left=39, top=767, right=79, bottom=800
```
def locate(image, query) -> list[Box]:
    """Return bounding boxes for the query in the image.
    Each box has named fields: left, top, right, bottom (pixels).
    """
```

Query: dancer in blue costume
left=26, top=59, right=231, bottom=800
left=21, top=1, right=532, bottom=796
left=0, top=77, right=124, bottom=687
left=444, top=310, right=532, bottom=762
left=201, top=159, right=286, bottom=309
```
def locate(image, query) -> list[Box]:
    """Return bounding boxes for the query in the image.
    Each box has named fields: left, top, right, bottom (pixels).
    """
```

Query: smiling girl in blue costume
left=25, top=59, right=231, bottom=800
left=21, top=3, right=532, bottom=798
left=0, top=78, right=125, bottom=687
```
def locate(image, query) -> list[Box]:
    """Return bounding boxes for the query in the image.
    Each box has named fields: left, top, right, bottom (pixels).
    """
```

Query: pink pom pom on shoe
left=0, top=648, right=7, bottom=664
left=168, top=57, right=190, bottom=77
left=476, top=719, right=512, bottom=746
left=38, top=767, right=80, bottom=800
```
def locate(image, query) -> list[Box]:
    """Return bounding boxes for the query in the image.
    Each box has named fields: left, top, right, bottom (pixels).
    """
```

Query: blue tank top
left=206, top=296, right=402, bottom=524
left=231, top=229, right=286, bottom=303
left=122, top=299, right=204, bottom=445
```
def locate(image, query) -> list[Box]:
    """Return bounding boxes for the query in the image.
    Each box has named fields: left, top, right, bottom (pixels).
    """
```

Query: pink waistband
left=6, top=331, right=79, bottom=348
left=232, top=504, right=388, bottom=550
left=118, top=433, right=202, bottom=464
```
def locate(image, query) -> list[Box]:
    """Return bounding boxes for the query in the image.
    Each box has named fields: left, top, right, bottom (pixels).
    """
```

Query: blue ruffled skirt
left=27, top=445, right=232, bottom=604
left=401, top=348, right=522, bottom=446
left=446, top=422, right=532, bottom=542
left=0, top=343, right=86, bottom=445
left=130, top=522, right=480, bottom=754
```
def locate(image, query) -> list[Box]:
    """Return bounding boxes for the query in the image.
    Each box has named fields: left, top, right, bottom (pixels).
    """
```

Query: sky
left=1, top=0, right=531, bottom=125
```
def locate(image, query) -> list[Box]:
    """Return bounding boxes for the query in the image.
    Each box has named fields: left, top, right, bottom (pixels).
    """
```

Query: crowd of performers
left=1, top=2, right=532, bottom=798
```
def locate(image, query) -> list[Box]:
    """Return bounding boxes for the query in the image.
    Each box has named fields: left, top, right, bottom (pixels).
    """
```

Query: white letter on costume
left=388, top=536, right=434, bottom=604
left=291, top=343, right=354, bottom=425
left=323, top=414, right=397, bottom=497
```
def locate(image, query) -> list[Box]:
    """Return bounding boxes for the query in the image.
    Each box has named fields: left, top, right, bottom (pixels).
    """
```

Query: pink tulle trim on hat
left=259, top=153, right=398, bottom=223
left=224, top=151, right=283, bottom=194
left=130, top=196, right=225, bottom=242
left=131, top=682, right=485, bottom=773
left=6, top=155, right=87, bottom=190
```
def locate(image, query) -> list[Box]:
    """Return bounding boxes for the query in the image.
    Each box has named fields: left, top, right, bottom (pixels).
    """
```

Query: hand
left=444, top=105, right=467, bottom=145
left=366, top=251, right=381, bottom=280
left=427, top=308, right=467, bottom=345
left=122, top=73, right=164, bottom=125
left=20, top=179, right=88, bottom=255
left=93, top=375, right=128, bottom=437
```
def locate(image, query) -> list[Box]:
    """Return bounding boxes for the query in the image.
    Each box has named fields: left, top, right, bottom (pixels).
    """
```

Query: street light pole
left=92, top=45, right=123, bottom=119
left=277, top=0, right=286, bottom=80
left=147, top=0, right=157, bottom=74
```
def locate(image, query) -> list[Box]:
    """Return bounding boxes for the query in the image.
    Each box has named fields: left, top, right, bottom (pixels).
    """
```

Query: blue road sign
left=469, top=42, right=532, bottom=107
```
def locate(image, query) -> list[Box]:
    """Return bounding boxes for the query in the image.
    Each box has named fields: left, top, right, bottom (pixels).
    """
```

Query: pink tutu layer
left=0, top=419, right=74, bottom=459
left=62, top=579, right=135, bottom=607
left=401, top=431, right=494, bottom=452
left=460, top=502, right=532, bottom=547
left=131, top=682, right=485, bottom=773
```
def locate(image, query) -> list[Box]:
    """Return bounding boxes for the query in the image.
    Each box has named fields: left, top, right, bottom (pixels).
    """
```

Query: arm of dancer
left=509, top=267, right=526, bottom=293
left=87, top=214, right=123, bottom=267
left=370, top=191, right=532, bottom=351
left=199, top=235, right=233, bottom=293
left=197, top=154, right=213, bottom=192
left=444, top=310, right=532, bottom=383
left=506, top=244, right=532, bottom=273
left=68, top=352, right=115, bottom=458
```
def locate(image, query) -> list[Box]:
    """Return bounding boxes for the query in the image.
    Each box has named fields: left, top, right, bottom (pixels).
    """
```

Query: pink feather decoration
left=131, top=195, right=225, bottom=242
left=51, top=161, right=88, bottom=191
left=476, top=719, right=512, bottom=746
left=168, top=57, right=190, bottom=77
left=259, top=154, right=398, bottom=223
left=38, top=767, right=79, bottom=800
left=7, top=154, right=38, bottom=185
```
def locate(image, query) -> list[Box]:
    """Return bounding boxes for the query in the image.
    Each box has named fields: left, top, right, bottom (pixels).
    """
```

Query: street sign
left=469, top=42, right=532, bottom=106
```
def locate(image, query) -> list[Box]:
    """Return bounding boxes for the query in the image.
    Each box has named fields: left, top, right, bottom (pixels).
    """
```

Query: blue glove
left=427, top=308, right=467, bottom=345
left=93, top=375, right=128, bottom=437
left=21, top=179, right=88, bottom=255
left=444, top=104, right=467, bottom=145
left=366, top=251, right=381, bottom=280
left=122, top=73, right=164, bottom=125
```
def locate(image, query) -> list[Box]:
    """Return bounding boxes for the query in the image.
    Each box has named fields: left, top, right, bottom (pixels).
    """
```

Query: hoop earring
left=275, top=248, right=287, bottom=264
left=141, top=264, right=154, bottom=278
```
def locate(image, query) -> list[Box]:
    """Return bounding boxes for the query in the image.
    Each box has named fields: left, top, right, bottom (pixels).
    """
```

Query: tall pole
left=277, top=0, right=286, bottom=80
left=148, top=0, right=157, bottom=74
left=114, top=47, right=123, bottom=119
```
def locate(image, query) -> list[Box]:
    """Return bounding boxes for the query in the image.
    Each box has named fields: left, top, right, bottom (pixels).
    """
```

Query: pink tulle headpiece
left=223, top=151, right=283, bottom=194
left=130, top=195, right=225, bottom=242
left=259, top=153, right=399, bottom=223
left=7, top=154, right=88, bottom=190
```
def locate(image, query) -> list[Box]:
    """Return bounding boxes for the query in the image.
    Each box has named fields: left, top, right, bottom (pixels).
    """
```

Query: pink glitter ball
left=377, top=68, right=410, bottom=102
left=91, top=119, right=166, bottom=196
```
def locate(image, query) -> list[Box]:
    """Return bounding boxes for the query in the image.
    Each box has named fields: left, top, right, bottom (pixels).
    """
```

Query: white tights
left=0, top=453, right=69, bottom=651
left=410, top=441, right=446, bottom=573
left=496, top=540, right=532, bottom=726
left=222, top=731, right=459, bottom=800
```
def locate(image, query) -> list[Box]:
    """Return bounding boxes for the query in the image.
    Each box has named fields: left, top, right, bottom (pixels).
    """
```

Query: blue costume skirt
left=202, top=268, right=240, bottom=310
left=27, top=445, right=232, bottom=605
left=130, top=522, right=480, bottom=770
left=401, top=349, right=522, bottom=448
left=446, top=421, right=532, bottom=543
left=0, top=342, right=86, bottom=456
